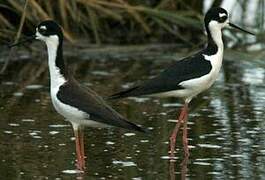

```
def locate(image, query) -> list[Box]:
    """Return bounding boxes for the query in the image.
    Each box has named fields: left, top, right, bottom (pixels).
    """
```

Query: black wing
left=109, top=52, right=212, bottom=99
left=57, top=78, right=146, bottom=133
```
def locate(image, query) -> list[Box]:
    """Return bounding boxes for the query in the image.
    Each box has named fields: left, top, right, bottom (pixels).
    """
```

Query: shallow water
left=0, top=50, right=265, bottom=180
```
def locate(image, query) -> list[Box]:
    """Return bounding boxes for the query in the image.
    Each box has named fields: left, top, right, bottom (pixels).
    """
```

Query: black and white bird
left=10, top=20, right=146, bottom=171
left=109, top=7, right=254, bottom=158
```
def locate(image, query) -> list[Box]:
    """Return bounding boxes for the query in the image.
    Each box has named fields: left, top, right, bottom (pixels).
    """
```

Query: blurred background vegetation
left=0, top=0, right=264, bottom=46
left=0, top=0, right=264, bottom=75
left=0, top=0, right=205, bottom=45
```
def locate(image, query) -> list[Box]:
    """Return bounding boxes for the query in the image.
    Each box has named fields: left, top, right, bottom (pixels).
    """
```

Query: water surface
left=0, top=49, right=264, bottom=179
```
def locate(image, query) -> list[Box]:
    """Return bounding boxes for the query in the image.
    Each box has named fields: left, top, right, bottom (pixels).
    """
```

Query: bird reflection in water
left=76, top=173, right=85, bottom=180
left=169, top=156, right=189, bottom=180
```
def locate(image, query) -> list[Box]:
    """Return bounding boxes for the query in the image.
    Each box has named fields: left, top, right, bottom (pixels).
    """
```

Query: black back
left=109, top=51, right=212, bottom=99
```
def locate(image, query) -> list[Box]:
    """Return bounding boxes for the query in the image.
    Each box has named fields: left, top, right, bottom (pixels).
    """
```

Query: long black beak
left=228, top=23, right=255, bottom=35
left=9, top=35, right=36, bottom=48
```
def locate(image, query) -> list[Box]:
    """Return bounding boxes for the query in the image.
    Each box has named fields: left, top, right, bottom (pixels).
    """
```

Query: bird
left=108, top=7, right=255, bottom=158
left=10, top=20, right=146, bottom=171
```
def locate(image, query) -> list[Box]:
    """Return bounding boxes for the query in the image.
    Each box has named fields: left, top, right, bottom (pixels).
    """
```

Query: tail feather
left=123, top=120, right=149, bottom=133
left=108, top=86, right=139, bottom=100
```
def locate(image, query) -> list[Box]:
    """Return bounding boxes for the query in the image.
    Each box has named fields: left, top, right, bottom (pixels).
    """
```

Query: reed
left=0, top=0, right=263, bottom=45
left=0, top=0, right=202, bottom=44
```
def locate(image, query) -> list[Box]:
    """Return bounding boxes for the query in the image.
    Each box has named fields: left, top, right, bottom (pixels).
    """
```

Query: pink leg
left=182, top=110, right=189, bottom=157
left=169, top=103, right=188, bottom=158
left=181, top=156, right=189, bottom=179
left=74, top=127, right=85, bottom=171
left=169, top=160, right=176, bottom=180
left=79, top=128, right=86, bottom=169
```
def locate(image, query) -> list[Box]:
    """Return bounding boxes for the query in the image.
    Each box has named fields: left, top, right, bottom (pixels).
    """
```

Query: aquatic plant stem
left=1, top=0, right=29, bottom=74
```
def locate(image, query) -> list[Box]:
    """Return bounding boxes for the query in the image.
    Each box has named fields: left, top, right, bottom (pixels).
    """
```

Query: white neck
left=45, top=36, right=66, bottom=91
left=208, top=21, right=224, bottom=51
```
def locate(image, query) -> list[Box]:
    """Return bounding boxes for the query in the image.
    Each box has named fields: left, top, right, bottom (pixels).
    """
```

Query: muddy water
left=0, top=50, right=264, bottom=180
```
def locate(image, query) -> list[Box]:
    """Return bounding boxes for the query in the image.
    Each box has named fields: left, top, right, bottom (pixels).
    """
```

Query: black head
left=36, top=20, right=63, bottom=42
left=204, top=7, right=228, bottom=27
left=8, top=20, right=64, bottom=48
left=204, top=7, right=254, bottom=36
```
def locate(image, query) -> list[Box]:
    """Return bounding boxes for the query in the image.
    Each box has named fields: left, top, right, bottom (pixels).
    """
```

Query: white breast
left=180, top=48, right=223, bottom=96
left=48, top=63, right=104, bottom=127
left=166, top=24, right=225, bottom=102
left=45, top=37, right=83, bottom=120
left=45, top=36, right=107, bottom=127
left=156, top=48, right=224, bottom=102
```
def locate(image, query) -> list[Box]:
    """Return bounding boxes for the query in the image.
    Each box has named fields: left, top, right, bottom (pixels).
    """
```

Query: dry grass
left=0, top=0, right=264, bottom=45
left=0, top=0, right=203, bottom=45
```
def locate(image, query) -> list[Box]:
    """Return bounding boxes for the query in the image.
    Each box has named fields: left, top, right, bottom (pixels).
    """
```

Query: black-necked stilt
left=10, top=20, right=146, bottom=171
left=109, top=7, right=254, bottom=158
